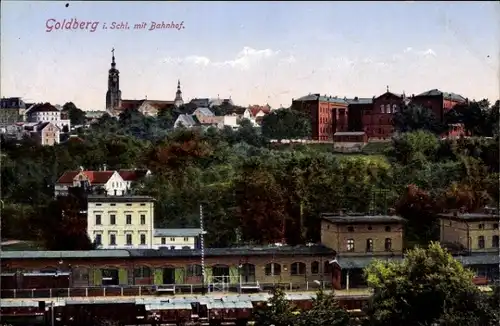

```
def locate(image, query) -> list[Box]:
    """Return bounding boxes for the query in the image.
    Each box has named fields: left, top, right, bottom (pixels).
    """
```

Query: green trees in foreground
left=255, top=243, right=499, bottom=326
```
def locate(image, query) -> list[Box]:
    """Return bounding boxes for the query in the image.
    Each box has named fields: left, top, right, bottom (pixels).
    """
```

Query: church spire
left=111, top=48, right=116, bottom=68
left=174, top=79, right=184, bottom=107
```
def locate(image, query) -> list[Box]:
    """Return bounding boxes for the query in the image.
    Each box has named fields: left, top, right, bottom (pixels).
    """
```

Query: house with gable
left=242, top=105, right=272, bottom=126
left=118, top=169, right=152, bottom=191
left=55, top=169, right=127, bottom=197
left=174, top=114, right=198, bottom=129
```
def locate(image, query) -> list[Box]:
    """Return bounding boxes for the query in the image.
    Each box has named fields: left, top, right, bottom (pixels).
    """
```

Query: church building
left=105, top=49, right=183, bottom=117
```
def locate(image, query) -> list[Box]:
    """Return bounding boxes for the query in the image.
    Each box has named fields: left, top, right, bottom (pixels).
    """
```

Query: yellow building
left=439, top=210, right=499, bottom=253
left=320, top=213, right=405, bottom=257
left=319, top=213, right=406, bottom=289
left=87, top=195, right=155, bottom=249
left=153, top=228, right=203, bottom=249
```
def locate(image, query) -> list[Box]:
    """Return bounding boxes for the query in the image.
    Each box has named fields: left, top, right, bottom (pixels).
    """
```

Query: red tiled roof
left=118, top=169, right=149, bottom=181
left=56, top=171, right=115, bottom=184
left=248, top=105, right=271, bottom=117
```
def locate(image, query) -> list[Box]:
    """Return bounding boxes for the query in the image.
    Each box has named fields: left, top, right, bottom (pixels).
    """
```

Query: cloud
left=164, top=46, right=284, bottom=70
left=402, top=47, right=436, bottom=57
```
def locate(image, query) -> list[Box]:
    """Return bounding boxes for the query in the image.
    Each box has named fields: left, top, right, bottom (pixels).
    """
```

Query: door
left=162, top=267, right=175, bottom=285
left=241, top=263, right=256, bottom=283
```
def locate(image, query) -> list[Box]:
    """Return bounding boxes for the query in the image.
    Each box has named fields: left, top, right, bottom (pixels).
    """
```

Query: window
left=367, top=225, right=372, bottom=230
left=479, top=224, right=484, bottom=230
left=126, top=234, right=132, bottom=245
left=140, top=234, right=146, bottom=245
left=493, top=235, right=499, bottom=248
left=493, top=223, right=499, bottom=229
left=126, top=203, right=132, bottom=206
left=386, top=104, right=391, bottom=113
left=380, top=104, right=385, bottom=113
left=140, top=214, right=146, bottom=225
left=110, top=204, right=116, bottom=206
left=184, top=237, right=189, bottom=241
left=126, top=214, right=132, bottom=224
left=109, top=234, right=116, bottom=246
left=265, top=263, right=281, bottom=276
left=311, top=261, right=320, bottom=274
left=366, top=238, right=373, bottom=252
left=134, top=266, right=151, bottom=278
left=94, top=234, right=102, bottom=245
left=140, top=203, right=146, bottom=206
left=384, top=238, right=392, bottom=251
left=170, top=237, right=175, bottom=242
left=393, top=104, right=398, bottom=112
left=347, top=226, right=354, bottom=232
left=110, top=214, right=116, bottom=225
left=385, top=226, right=391, bottom=232
left=95, top=214, right=101, bottom=225
left=161, top=237, right=166, bottom=245
left=187, top=264, right=202, bottom=277
left=290, top=262, right=306, bottom=275
left=478, top=236, right=485, bottom=249
left=347, top=239, right=355, bottom=252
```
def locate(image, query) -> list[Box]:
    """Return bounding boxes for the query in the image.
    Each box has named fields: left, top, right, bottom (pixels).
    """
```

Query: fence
left=1, top=281, right=334, bottom=299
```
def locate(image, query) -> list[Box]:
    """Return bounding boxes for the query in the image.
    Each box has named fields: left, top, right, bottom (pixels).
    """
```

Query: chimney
left=103, top=164, right=107, bottom=171
left=411, top=94, right=415, bottom=98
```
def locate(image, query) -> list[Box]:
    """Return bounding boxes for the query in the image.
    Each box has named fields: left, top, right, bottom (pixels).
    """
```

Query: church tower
left=105, top=48, right=122, bottom=114
left=174, top=79, right=184, bottom=108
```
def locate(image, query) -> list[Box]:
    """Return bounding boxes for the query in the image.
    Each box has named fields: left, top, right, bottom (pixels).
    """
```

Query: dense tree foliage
left=253, top=288, right=349, bottom=326
left=62, top=102, right=86, bottom=126
left=364, top=242, right=500, bottom=326
left=261, top=108, right=312, bottom=141
left=1, top=99, right=498, bottom=249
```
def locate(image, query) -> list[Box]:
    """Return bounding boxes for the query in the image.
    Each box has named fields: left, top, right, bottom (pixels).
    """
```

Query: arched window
left=187, top=264, right=202, bottom=277
left=324, top=261, right=332, bottom=274
left=265, top=263, right=281, bottom=276
left=290, top=262, right=306, bottom=276
left=385, top=238, right=392, bottom=251
left=133, top=266, right=151, bottom=278
left=366, top=239, right=373, bottom=252
left=311, top=261, right=320, bottom=274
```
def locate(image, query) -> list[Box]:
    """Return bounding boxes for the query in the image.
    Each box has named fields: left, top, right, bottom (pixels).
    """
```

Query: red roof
left=248, top=105, right=271, bottom=117
left=118, top=169, right=149, bottom=181
left=56, top=171, right=115, bottom=184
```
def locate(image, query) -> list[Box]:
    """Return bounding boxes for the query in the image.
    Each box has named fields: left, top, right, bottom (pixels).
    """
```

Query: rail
left=0, top=281, right=349, bottom=299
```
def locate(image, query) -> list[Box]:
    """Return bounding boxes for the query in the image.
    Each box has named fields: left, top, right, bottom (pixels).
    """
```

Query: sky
left=1, top=1, right=499, bottom=110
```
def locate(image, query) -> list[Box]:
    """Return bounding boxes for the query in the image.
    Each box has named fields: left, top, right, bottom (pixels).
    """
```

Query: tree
left=444, top=99, right=497, bottom=137
left=393, top=103, right=444, bottom=134
left=261, top=109, right=311, bottom=141
left=296, top=289, right=350, bottom=326
left=253, top=287, right=297, bottom=326
left=62, top=102, right=86, bottom=125
left=364, top=242, right=499, bottom=326
left=33, top=191, right=94, bottom=250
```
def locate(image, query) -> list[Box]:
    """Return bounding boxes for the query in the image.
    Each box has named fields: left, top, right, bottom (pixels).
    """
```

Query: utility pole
left=200, top=204, right=206, bottom=295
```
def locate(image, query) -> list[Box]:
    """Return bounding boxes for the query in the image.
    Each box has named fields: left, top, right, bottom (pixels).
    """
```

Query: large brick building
left=291, top=94, right=348, bottom=141
left=410, top=89, right=468, bottom=138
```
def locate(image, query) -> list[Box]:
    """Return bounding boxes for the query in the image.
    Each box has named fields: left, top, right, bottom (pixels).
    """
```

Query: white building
left=153, top=228, right=202, bottom=249
left=25, top=103, right=71, bottom=131
left=55, top=170, right=128, bottom=197
left=118, top=169, right=152, bottom=191
left=87, top=195, right=155, bottom=249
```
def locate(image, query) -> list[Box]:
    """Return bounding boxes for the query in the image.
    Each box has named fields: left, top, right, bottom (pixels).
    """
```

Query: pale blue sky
left=1, top=1, right=499, bottom=110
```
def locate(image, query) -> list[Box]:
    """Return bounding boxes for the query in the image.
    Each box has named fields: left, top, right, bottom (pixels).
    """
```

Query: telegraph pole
left=200, top=204, right=206, bottom=295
